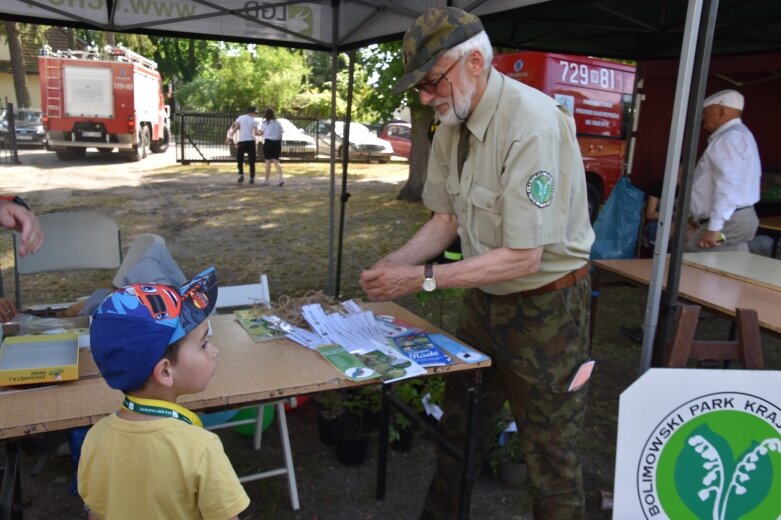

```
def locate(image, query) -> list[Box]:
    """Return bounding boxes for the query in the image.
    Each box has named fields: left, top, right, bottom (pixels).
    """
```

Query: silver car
left=304, top=120, right=394, bottom=162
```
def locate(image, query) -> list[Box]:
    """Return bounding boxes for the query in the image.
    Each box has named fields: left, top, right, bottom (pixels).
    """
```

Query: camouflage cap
left=392, top=7, right=484, bottom=95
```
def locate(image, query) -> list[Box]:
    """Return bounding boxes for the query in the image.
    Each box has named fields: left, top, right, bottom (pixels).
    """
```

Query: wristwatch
left=422, top=264, right=437, bottom=292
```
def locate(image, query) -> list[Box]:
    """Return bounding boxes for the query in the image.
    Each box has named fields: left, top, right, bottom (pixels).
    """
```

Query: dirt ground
left=3, top=148, right=780, bottom=519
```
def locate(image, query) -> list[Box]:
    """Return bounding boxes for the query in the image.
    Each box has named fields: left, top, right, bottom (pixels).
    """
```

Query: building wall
left=0, top=74, right=42, bottom=109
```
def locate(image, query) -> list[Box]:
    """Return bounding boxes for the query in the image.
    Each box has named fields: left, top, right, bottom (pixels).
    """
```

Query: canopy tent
left=3, top=0, right=781, bottom=373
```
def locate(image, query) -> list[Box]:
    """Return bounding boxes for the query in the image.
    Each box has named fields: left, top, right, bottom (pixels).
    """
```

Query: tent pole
left=652, top=0, right=720, bottom=368
left=326, top=0, right=340, bottom=297
left=334, top=49, right=356, bottom=298
left=638, top=0, right=710, bottom=374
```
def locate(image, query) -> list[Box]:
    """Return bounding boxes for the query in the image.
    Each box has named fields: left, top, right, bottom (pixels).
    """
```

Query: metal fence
left=175, top=112, right=324, bottom=164
left=0, top=103, right=20, bottom=165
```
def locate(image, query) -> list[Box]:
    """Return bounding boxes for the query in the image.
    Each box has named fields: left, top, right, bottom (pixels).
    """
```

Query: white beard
left=431, top=66, right=475, bottom=126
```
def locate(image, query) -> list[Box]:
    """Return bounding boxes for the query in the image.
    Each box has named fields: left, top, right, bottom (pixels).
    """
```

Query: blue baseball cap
left=90, top=266, right=218, bottom=393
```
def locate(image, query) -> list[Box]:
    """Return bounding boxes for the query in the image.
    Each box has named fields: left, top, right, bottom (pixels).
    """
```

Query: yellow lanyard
left=123, top=395, right=203, bottom=428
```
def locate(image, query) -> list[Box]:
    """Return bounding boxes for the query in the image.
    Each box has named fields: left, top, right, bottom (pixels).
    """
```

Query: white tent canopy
left=4, top=1, right=546, bottom=51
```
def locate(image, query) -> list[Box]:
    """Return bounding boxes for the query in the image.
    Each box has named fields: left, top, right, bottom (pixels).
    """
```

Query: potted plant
left=312, top=391, right=346, bottom=445
left=488, top=404, right=528, bottom=488
left=491, top=431, right=528, bottom=488
left=329, top=387, right=381, bottom=465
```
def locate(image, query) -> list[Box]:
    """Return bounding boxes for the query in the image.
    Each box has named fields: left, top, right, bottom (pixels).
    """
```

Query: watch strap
left=424, top=263, right=433, bottom=279
left=0, top=195, right=30, bottom=211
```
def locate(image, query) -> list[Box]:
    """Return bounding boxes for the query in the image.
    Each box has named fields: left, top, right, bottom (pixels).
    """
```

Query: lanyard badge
left=123, top=395, right=203, bottom=427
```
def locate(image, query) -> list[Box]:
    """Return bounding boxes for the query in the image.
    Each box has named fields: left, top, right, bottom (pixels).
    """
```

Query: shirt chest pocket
left=468, top=184, right=502, bottom=248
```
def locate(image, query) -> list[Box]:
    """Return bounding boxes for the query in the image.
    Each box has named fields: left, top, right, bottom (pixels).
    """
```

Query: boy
left=78, top=266, right=250, bottom=520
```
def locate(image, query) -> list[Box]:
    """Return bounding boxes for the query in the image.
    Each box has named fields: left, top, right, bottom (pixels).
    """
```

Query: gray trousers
left=685, top=207, right=759, bottom=252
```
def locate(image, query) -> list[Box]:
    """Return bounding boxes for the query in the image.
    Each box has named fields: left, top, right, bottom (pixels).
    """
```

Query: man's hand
left=0, top=297, right=17, bottom=322
left=360, top=262, right=420, bottom=301
left=699, top=229, right=724, bottom=249
left=0, top=201, right=44, bottom=256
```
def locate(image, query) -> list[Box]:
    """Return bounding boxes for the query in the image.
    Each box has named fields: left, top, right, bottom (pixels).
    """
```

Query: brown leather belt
left=521, top=263, right=590, bottom=297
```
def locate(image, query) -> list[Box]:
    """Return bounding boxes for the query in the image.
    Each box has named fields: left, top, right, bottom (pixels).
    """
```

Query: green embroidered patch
left=526, top=171, right=554, bottom=208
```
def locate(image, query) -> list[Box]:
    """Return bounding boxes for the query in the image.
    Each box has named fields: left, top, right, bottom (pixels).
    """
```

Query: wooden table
left=593, top=258, right=781, bottom=335
left=758, top=215, right=781, bottom=258
left=0, top=302, right=489, bottom=519
left=682, top=251, right=781, bottom=290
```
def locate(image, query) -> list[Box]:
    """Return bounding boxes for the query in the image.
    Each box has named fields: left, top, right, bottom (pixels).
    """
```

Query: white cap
left=703, top=89, right=744, bottom=110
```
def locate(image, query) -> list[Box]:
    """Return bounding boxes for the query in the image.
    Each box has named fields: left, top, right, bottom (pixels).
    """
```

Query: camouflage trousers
left=423, top=277, right=591, bottom=519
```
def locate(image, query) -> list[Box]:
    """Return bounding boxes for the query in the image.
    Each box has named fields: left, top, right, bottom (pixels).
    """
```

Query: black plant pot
left=317, top=414, right=338, bottom=445
left=331, top=414, right=370, bottom=466
left=390, top=425, right=415, bottom=452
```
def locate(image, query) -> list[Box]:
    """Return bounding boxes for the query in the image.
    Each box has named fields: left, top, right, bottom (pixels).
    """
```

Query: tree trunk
left=5, top=22, right=31, bottom=109
left=397, top=104, right=433, bottom=202
left=106, top=32, right=116, bottom=46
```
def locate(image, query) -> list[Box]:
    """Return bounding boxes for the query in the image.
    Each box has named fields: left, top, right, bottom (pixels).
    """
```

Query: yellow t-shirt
left=78, top=413, right=250, bottom=520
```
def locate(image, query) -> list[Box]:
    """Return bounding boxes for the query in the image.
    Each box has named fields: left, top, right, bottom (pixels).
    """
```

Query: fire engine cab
left=39, top=45, right=170, bottom=161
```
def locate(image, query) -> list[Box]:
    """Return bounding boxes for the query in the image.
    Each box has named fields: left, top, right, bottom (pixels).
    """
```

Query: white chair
left=13, top=212, right=122, bottom=311
left=206, top=274, right=300, bottom=510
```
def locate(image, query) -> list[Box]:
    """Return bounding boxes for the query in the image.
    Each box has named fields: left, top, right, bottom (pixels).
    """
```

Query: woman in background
left=260, top=108, right=284, bottom=186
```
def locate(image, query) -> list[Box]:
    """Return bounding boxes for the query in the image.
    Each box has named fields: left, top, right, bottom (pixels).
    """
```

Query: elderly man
left=360, top=7, right=594, bottom=519
left=686, top=89, right=761, bottom=251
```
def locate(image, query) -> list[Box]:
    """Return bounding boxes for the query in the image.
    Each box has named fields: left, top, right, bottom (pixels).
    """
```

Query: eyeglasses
left=414, top=58, right=461, bottom=95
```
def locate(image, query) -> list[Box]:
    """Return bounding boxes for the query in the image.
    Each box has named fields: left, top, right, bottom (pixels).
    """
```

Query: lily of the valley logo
left=637, top=392, right=781, bottom=519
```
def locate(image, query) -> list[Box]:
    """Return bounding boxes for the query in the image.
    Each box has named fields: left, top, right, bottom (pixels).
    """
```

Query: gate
left=176, top=112, right=236, bottom=164
left=0, top=103, right=20, bottom=165
left=175, top=112, right=321, bottom=164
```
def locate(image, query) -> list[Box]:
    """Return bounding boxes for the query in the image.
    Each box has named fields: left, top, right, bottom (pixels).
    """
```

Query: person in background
left=0, top=195, right=44, bottom=321
left=260, top=108, right=285, bottom=186
left=641, top=167, right=682, bottom=253
left=227, top=106, right=260, bottom=185
left=686, top=89, right=761, bottom=251
left=360, top=7, right=594, bottom=519
left=78, top=267, right=250, bottom=520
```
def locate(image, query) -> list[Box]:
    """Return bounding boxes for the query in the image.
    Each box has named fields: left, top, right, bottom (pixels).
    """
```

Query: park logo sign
left=613, top=369, right=781, bottom=519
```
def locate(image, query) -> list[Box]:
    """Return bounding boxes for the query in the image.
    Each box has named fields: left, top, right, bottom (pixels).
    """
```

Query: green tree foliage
left=360, top=41, right=435, bottom=201
left=176, top=45, right=308, bottom=112
left=149, top=37, right=219, bottom=84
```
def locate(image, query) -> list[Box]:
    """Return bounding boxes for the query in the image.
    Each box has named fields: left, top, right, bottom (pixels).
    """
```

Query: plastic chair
left=205, top=274, right=300, bottom=510
left=12, top=212, right=122, bottom=312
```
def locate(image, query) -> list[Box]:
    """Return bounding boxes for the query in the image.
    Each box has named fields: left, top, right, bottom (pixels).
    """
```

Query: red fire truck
left=39, top=45, right=170, bottom=161
left=492, top=51, right=636, bottom=221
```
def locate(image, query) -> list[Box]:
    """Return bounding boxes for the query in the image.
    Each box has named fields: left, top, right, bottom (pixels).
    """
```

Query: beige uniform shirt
left=423, top=68, right=594, bottom=295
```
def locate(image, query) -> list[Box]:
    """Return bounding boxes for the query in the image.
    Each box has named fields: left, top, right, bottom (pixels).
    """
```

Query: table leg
left=590, top=268, right=602, bottom=350
left=457, top=369, right=482, bottom=520
left=375, top=384, right=391, bottom=501
left=0, top=441, right=23, bottom=520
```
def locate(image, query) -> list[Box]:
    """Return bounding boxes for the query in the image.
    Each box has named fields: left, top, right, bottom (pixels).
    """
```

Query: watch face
left=423, top=278, right=437, bottom=292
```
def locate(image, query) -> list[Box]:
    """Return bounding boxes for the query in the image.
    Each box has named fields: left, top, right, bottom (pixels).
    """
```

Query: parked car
left=304, top=120, right=394, bottom=162
left=228, top=117, right=316, bottom=160
left=0, top=108, right=47, bottom=148
left=379, top=121, right=411, bottom=159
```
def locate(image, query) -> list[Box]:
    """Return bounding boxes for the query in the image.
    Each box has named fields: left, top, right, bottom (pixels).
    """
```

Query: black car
left=0, top=108, right=47, bottom=148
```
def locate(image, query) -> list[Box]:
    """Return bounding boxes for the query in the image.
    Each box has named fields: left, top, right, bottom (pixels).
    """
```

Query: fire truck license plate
left=82, top=131, right=101, bottom=138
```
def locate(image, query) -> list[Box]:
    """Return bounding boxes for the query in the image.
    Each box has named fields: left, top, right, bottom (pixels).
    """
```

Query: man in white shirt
left=686, top=89, right=761, bottom=251
left=227, top=106, right=259, bottom=184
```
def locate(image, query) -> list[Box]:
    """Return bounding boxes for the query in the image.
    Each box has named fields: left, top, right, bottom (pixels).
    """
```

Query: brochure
left=354, top=346, right=427, bottom=383
left=388, top=332, right=452, bottom=367
left=428, top=333, right=489, bottom=364
left=234, top=309, right=284, bottom=342
left=316, top=344, right=381, bottom=382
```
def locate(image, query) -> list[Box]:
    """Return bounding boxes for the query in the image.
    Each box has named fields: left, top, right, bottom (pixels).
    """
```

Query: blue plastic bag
left=590, top=176, right=645, bottom=260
